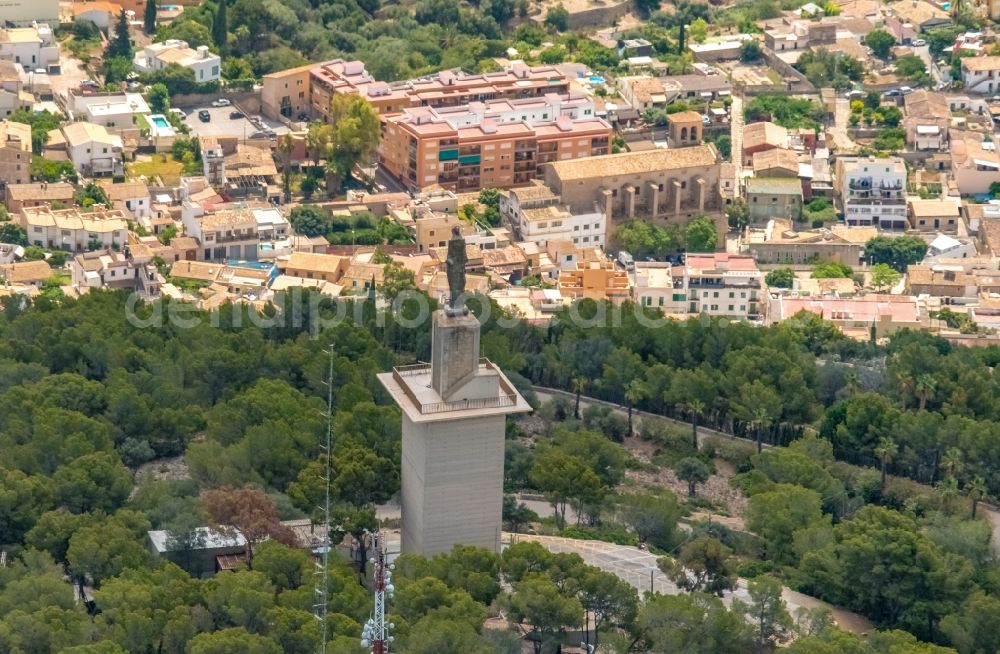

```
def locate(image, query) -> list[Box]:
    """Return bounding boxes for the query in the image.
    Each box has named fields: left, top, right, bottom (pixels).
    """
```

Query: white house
left=0, top=59, right=30, bottom=118
left=47, top=122, right=124, bottom=176
left=72, top=1, right=122, bottom=32
left=961, top=56, right=1000, bottom=94
left=73, top=92, right=151, bottom=129
left=0, top=24, right=59, bottom=72
left=102, top=180, right=152, bottom=219
left=133, top=40, right=221, bottom=83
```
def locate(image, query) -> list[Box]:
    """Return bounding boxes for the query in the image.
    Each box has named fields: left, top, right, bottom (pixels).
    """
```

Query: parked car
left=229, top=110, right=244, bottom=119
left=845, top=89, right=865, bottom=100
left=249, top=130, right=276, bottom=139
left=295, top=112, right=309, bottom=121
left=169, top=108, right=187, bottom=119
left=883, top=89, right=902, bottom=97
left=198, top=110, right=211, bottom=122
left=913, top=38, right=927, bottom=46
left=900, top=86, right=914, bottom=95
left=211, top=98, right=231, bottom=107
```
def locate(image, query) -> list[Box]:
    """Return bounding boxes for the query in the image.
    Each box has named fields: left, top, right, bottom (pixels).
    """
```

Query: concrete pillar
left=647, top=181, right=660, bottom=218
left=697, top=177, right=706, bottom=213
left=672, top=179, right=682, bottom=216
left=626, top=185, right=636, bottom=219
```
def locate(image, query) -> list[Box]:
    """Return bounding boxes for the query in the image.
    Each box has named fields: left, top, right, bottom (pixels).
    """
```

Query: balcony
left=391, top=360, right=519, bottom=415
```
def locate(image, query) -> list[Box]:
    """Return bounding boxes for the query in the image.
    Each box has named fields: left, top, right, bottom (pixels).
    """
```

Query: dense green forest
left=3, top=289, right=1000, bottom=652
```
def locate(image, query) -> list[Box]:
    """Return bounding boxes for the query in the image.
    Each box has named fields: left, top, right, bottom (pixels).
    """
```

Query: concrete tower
left=378, top=231, right=530, bottom=556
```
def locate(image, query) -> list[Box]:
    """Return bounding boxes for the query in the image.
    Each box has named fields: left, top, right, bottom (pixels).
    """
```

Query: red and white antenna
left=361, top=532, right=394, bottom=653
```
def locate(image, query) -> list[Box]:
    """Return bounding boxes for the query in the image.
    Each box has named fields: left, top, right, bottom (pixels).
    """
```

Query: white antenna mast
left=314, top=346, right=335, bottom=654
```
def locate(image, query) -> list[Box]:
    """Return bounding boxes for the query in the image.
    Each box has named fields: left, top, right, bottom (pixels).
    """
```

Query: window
left=729, top=292, right=734, bottom=298
left=728, top=305, right=734, bottom=311
left=713, top=291, right=718, bottom=298
left=658, top=297, right=664, bottom=306
left=710, top=304, right=718, bottom=310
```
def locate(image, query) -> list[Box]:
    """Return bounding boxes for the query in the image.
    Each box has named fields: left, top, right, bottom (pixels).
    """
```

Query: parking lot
left=177, top=103, right=291, bottom=139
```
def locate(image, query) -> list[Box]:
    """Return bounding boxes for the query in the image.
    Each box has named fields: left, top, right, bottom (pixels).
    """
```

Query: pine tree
left=143, top=0, right=157, bottom=35
left=107, top=9, right=133, bottom=60
left=212, top=0, right=227, bottom=53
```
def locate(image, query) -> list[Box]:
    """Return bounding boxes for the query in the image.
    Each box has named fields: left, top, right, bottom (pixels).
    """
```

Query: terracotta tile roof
left=1, top=260, right=53, bottom=283
left=547, top=144, right=718, bottom=181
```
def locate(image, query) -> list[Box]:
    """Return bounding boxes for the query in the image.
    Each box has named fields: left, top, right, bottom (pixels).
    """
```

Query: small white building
left=133, top=40, right=221, bottom=83
left=961, top=56, right=1000, bottom=94
left=0, top=24, right=59, bottom=72
left=924, top=233, right=978, bottom=262
left=73, top=92, right=151, bottom=129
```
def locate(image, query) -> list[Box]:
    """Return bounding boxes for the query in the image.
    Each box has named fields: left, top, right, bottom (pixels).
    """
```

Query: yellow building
left=557, top=260, right=630, bottom=304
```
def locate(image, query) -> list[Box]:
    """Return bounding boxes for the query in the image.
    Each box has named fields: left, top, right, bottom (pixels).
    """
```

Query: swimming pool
left=146, top=114, right=176, bottom=137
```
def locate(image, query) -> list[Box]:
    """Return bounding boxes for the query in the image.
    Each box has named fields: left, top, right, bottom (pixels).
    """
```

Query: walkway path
left=510, top=533, right=873, bottom=636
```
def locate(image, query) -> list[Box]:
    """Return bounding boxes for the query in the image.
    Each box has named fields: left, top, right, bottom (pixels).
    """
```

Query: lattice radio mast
left=313, top=347, right=335, bottom=654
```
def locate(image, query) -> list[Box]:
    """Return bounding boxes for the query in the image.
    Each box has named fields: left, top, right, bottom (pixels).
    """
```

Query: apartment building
left=0, top=120, right=30, bottom=190
left=542, top=145, right=722, bottom=223
left=19, top=206, right=129, bottom=251
left=961, top=55, right=1000, bottom=94
left=835, top=156, right=908, bottom=229
left=380, top=94, right=611, bottom=193
left=500, top=183, right=605, bottom=248
left=682, top=253, right=765, bottom=321
left=133, top=40, right=221, bottom=83
left=261, top=59, right=571, bottom=121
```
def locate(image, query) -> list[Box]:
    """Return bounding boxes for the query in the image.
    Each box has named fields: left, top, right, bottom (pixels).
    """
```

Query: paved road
left=730, top=93, right=744, bottom=191
left=512, top=533, right=874, bottom=636
left=829, top=97, right=856, bottom=153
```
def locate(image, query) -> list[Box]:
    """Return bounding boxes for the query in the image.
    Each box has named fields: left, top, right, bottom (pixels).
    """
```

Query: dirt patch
left=134, top=455, right=191, bottom=485
left=626, top=463, right=748, bottom=521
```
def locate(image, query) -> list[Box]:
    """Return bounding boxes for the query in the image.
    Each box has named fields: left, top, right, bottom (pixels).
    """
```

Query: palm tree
left=571, top=377, right=586, bottom=419
left=624, top=380, right=646, bottom=436
left=941, top=447, right=965, bottom=481
left=967, top=476, right=987, bottom=519
left=743, top=406, right=774, bottom=454
left=874, top=437, right=898, bottom=488
left=914, top=374, right=936, bottom=411
left=680, top=398, right=706, bottom=450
